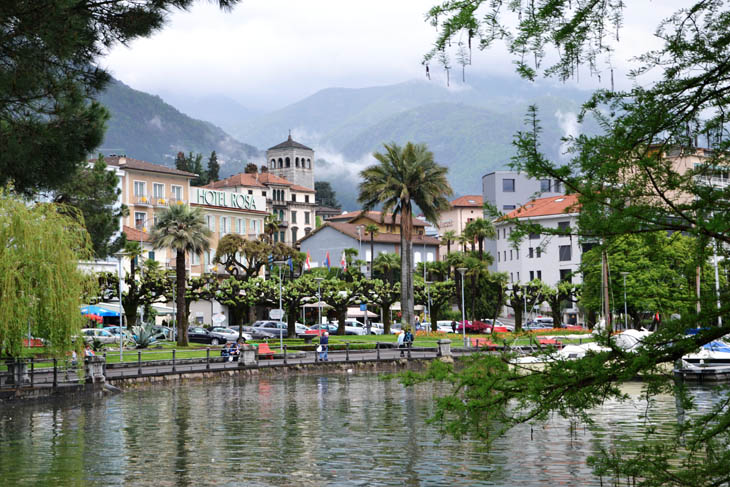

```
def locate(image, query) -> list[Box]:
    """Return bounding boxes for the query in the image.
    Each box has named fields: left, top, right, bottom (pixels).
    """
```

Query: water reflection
left=0, top=376, right=724, bottom=486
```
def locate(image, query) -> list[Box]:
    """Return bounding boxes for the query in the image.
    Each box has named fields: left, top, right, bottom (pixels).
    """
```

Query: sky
left=103, top=0, right=681, bottom=112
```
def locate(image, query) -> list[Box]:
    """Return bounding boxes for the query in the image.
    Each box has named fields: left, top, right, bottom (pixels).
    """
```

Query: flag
left=267, top=254, right=273, bottom=271
left=306, top=252, right=311, bottom=271
left=287, top=256, right=293, bottom=272
left=340, top=250, right=347, bottom=271
left=324, top=251, right=331, bottom=270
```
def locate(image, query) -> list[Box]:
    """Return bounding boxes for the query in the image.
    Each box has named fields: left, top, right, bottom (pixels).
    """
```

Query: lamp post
left=620, top=272, right=629, bottom=330
left=314, top=277, right=324, bottom=333
left=114, top=251, right=130, bottom=362
left=274, top=261, right=286, bottom=351
left=425, top=281, right=433, bottom=329
left=457, top=267, right=468, bottom=347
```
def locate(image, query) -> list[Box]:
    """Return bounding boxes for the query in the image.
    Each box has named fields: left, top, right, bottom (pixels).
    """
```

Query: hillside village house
left=300, top=211, right=440, bottom=272
left=436, top=195, right=483, bottom=258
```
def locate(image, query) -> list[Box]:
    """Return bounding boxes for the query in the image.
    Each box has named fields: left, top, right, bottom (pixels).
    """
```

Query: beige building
left=105, top=156, right=266, bottom=276
left=436, top=195, right=484, bottom=257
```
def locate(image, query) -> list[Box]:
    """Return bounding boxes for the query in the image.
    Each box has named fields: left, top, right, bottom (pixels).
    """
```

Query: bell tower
left=266, top=134, right=315, bottom=190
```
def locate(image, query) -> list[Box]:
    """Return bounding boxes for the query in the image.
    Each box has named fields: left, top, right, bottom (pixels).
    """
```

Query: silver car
left=80, top=328, right=118, bottom=344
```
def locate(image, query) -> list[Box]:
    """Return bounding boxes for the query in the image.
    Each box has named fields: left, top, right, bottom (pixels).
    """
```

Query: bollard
left=284, top=345, right=288, bottom=365
left=376, top=343, right=380, bottom=362
left=407, top=343, right=411, bottom=360
left=137, top=351, right=142, bottom=376
left=172, top=349, right=176, bottom=373
left=53, top=358, right=58, bottom=389
left=579, top=338, right=583, bottom=345
left=206, top=348, right=210, bottom=370
left=346, top=343, right=350, bottom=362
left=102, top=351, right=107, bottom=377
left=30, top=358, right=34, bottom=386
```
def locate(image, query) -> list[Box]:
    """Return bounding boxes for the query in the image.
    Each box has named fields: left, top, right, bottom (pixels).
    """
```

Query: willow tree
left=0, top=191, right=95, bottom=357
left=150, top=204, right=211, bottom=346
left=359, top=142, right=453, bottom=329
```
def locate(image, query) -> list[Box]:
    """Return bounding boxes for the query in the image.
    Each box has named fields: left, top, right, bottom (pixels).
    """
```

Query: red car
left=455, top=320, right=491, bottom=333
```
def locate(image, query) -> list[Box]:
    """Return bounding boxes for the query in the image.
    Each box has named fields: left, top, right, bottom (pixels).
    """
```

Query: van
left=534, top=317, right=554, bottom=325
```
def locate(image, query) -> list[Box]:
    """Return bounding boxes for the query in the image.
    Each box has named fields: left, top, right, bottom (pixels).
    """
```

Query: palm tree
left=372, top=252, right=400, bottom=284
left=359, top=142, right=453, bottom=329
left=364, top=223, right=379, bottom=277
left=264, top=213, right=281, bottom=243
left=442, top=230, right=457, bottom=256
left=150, top=204, right=211, bottom=346
left=464, top=218, right=496, bottom=260
left=458, top=233, right=470, bottom=253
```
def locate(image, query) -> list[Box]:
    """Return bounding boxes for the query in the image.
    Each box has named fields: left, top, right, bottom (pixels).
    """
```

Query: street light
left=457, top=267, right=468, bottom=347
left=274, top=261, right=286, bottom=351
left=425, top=281, right=433, bottom=329
left=314, top=277, right=324, bottom=333
left=114, top=251, right=130, bottom=362
left=620, top=272, right=629, bottom=330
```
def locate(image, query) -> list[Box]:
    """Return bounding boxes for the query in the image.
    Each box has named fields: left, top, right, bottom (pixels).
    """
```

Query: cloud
left=554, top=110, right=580, bottom=157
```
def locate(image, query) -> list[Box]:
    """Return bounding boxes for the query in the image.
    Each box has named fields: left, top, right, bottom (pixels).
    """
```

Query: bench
left=471, top=337, right=497, bottom=350
left=538, top=338, right=562, bottom=349
left=256, top=342, right=275, bottom=359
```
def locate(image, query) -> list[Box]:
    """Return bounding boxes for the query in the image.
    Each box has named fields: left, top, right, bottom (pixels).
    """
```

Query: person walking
left=404, top=328, right=414, bottom=356
left=451, top=320, right=457, bottom=333
left=397, top=329, right=406, bottom=357
left=318, top=332, right=329, bottom=361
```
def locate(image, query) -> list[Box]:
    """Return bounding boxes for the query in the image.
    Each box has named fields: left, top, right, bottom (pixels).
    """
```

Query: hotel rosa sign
left=194, top=188, right=264, bottom=211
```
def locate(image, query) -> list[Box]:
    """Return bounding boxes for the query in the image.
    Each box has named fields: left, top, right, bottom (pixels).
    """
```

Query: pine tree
left=207, top=151, right=220, bottom=182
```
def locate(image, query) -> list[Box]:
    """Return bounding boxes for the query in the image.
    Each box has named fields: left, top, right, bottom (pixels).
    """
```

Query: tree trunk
left=370, top=234, right=375, bottom=278
left=287, top=306, right=297, bottom=338
left=491, top=285, right=503, bottom=329
left=382, top=300, right=392, bottom=335
left=478, top=239, right=484, bottom=260
left=400, top=207, right=414, bottom=329
left=336, top=307, right=346, bottom=335
left=470, top=274, right=476, bottom=322
left=176, top=249, right=188, bottom=346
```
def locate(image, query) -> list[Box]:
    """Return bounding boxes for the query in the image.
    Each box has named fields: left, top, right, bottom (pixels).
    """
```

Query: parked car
left=483, top=319, right=514, bottom=332
left=308, top=323, right=339, bottom=334
left=103, top=326, right=136, bottom=344
left=390, top=322, right=403, bottom=334
left=523, top=321, right=550, bottom=331
left=455, top=320, right=491, bottom=334
left=210, top=327, right=252, bottom=343
left=150, top=325, right=176, bottom=341
left=436, top=320, right=457, bottom=333
left=331, top=319, right=368, bottom=335
left=80, top=328, right=118, bottom=344
left=187, top=326, right=227, bottom=345
left=236, top=325, right=277, bottom=340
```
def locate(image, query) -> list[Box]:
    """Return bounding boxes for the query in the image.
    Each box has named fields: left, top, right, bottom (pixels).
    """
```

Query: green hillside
left=96, top=79, right=260, bottom=174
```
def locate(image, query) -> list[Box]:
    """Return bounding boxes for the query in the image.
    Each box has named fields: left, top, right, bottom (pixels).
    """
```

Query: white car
left=437, top=320, right=457, bottom=333
left=80, top=328, right=118, bottom=344
left=210, top=327, right=252, bottom=342
left=331, top=319, right=368, bottom=335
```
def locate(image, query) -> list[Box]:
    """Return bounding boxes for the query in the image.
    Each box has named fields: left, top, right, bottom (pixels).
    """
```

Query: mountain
left=95, top=79, right=260, bottom=174
left=157, top=92, right=261, bottom=133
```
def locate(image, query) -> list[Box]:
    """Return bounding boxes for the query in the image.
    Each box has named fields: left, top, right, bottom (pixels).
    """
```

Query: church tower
left=266, top=135, right=315, bottom=190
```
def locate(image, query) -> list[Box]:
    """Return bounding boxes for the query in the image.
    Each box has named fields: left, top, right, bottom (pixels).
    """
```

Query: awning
left=389, top=302, right=424, bottom=311
left=347, top=307, right=378, bottom=318
left=301, top=301, right=332, bottom=309
left=80, top=304, right=120, bottom=317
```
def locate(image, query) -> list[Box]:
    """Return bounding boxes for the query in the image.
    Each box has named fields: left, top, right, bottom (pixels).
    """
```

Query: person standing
left=318, top=332, right=329, bottom=361
left=414, top=315, right=420, bottom=331
left=404, top=328, right=414, bottom=356
left=451, top=320, right=457, bottom=333
left=397, top=329, right=406, bottom=357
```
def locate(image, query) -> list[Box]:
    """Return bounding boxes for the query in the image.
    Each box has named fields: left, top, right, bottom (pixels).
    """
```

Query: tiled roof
left=205, top=172, right=289, bottom=189
left=289, top=184, right=315, bottom=193
left=300, top=222, right=440, bottom=245
left=268, top=135, right=313, bottom=151
left=503, top=194, right=580, bottom=219
left=328, top=210, right=427, bottom=227
left=123, top=225, right=150, bottom=242
left=451, top=195, right=483, bottom=207
left=101, top=156, right=197, bottom=178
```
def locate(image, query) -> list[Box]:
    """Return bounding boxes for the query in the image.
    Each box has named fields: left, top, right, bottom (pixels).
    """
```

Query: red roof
left=206, top=171, right=300, bottom=190
left=123, top=225, right=150, bottom=242
left=504, top=194, right=580, bottom=219
left=451, top=195, right=483, bottom=207
left=301, top=221, right=440, bottom=245
left=101, top=156, right=197, bottom=178
left=289, top=184, right=315, bottom=193
left=328, top=210, right=427, bottom=227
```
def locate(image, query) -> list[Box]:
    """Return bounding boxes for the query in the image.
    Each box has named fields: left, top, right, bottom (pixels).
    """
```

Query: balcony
left=278, top=220, right=289, bottom=228
left=153, top=196, right=168, bottom=207
left=134, top=194, right=152, bottom=206
left=168, top=197, right=186, bottom=206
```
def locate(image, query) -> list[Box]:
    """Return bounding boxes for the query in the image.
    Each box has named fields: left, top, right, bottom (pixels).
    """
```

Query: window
left=502, top=178, right=515, bottom=192
left=504, top=251, right=507, bottom=261
left=553, top=180, right=562, bottom=193
left=366, top=250, right=372, bottom=262
left=291, top=211, right=297, bottom=224
left=148, top=251, right=155, bottom=261
left=220, top=217, right=229, bottom=235
left=206, top=215, right=215, bottom=232
left=291, top=194, right=296, bottom=202
left=305, top=195, right=310, bottom=203
left=171, top=185, right=182, bottom=202
left=427, top=252, right=434, bottom=262
left=414, top=251, right=422, bottom=264
left=153, top=215, right=158, bottom=227
left=529, top=232, right=539, bottom=240
left=510, top=249, right=513, bottom=260
left=248, top=190, right=253, bottom=195
left=503, top=205, right=516, bottom=211
left=529, top=247, right=534, bottom=258
left=559, top=245, right=572, bottom=261
left=262, top=191, right=267, bottom=198
left=515, top=249, right=519, bottom=259
left=540, top=179, right=551, bottom=192
left=134, top=212, right=146, bottom=229
left=291, top=228, right=298, bottom=242
left=558, top=221, right=571, bottom=232
left=510, top=272, right=514, bottom=283
left=537, top=270, right=542, bottom=280
left=273, top=232, right=278, bottom=243
left=560, top=269, right=572, bottom=282
left=153, top=183, right=164, bottom=199
left=516, top=272, right=519, bottom=281
left=133, top=181, right=146, bottom=196
left=279, top=231, right=285, bottom=242
left=237, top=218, right=244, bottom=234
left=205, top=251, right=211, bottom=265
left=536, top=247, right=542, bottom=258
left=192, top=253, right=200, bottom=265
left=304, top=212, right=310, bottom=224
left=529, top=270, right=534, bottom=281
left=497, top=252, right=500, bottom=262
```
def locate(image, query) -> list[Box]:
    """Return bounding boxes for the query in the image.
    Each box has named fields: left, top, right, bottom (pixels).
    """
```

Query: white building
left=494, top=194, right=582, bottom=287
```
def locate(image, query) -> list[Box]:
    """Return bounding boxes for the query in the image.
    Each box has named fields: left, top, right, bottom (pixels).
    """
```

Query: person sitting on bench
left=221, top=343, right=233, bottom=361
